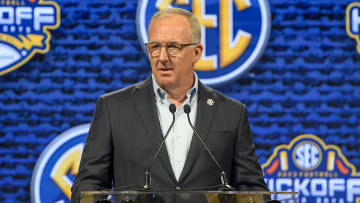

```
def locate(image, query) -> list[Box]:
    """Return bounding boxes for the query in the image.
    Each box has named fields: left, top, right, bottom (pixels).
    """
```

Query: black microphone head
left=184, top=104, right=191, bottom=114
left=169, top=104, right=176, bottom=113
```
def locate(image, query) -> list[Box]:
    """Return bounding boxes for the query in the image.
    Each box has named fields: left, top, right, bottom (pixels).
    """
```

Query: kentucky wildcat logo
left=136, top=0, right=271, bottom=86
left=0, top=0, right=60, bottom=75
left=31, top=124, right=89, bottom=203
left=262, top=134, right=360, bottom=203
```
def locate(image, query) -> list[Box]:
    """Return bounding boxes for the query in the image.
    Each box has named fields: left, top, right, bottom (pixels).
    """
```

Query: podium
left=80, top=190, right=298, bottom=203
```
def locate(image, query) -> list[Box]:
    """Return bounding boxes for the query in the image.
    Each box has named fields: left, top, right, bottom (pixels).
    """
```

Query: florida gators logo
left=136, top=0, right=271, bottom=86
left=346, top=2, right=360, bottom=54
left=262, top=134, right=360, bottom=203
left=31, top=124, right=89, bottom=203
left=0, top=0, right=60, bottom=75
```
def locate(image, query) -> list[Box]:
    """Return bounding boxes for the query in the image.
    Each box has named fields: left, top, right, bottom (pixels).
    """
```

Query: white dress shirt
left=152, top=74, right=198, bottom=180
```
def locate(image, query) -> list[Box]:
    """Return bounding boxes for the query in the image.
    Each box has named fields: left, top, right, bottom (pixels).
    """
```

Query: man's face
left=147, top=15, right=203, bottom=90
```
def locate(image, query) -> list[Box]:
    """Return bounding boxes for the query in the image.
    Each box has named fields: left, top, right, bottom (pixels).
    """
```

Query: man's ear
left=193, top=44, right=204, bottom=63
left=145, top=46, right=152, bottom=61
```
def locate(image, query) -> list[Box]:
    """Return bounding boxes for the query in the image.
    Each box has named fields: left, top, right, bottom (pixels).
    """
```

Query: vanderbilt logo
left=0, top=0, right=60, bottom=75
left=136, top=0, right=271, bottom=86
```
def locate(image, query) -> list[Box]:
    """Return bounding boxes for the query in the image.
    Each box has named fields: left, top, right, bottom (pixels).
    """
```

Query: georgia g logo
left=31, top=124, right=89, bottom=203
left=0, top=0, right=60, bottom=75
left=136, top=0, right=271, bottom=86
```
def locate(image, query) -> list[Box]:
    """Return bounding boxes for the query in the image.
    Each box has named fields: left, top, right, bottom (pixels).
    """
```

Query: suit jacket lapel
left=178, top=82, right=218, bottom=184
left=131, top=77, right=177, bottom=184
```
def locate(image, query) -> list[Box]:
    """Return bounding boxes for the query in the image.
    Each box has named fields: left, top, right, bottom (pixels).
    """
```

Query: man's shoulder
left=103, top=84, right=135, bottom=99
left=202, top=84, right=246, bottom=109
left=100, top=77, right=151, bottom=102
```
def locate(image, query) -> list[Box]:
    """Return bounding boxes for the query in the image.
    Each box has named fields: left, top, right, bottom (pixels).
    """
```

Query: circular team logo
left=0, top=0, right=60, bottom=75
left=136, top=0, right=271, bottom=86
left=31, top=124, right=89, bottom=203
left=293, top=141, right=322, bottom=171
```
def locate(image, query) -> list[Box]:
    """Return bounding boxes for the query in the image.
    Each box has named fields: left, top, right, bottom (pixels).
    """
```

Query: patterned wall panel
left=0, top=0, right=359, bottom=202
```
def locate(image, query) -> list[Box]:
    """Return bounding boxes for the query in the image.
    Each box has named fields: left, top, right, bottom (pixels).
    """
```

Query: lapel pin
left=207, top=98, right=214, bottom=106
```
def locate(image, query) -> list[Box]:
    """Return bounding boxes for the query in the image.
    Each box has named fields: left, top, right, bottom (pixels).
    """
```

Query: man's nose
left=159, top=46, right=169, bottom=61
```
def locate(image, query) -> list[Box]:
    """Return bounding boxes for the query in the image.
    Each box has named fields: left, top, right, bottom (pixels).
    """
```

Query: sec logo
left=31, top=124, right=89, bottom=203
left=263, top=134, right=360, bottom=202
left=0, top=0, right=60, bottom=75
left=293, top=141, right=322, bottom=171
left=136, top=0, right=271, bottom=86
left=346, top=2, right=360, bottom=54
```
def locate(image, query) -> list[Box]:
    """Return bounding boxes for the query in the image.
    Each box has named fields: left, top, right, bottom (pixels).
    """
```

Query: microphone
left=183, top=104, right=235, bottom=191
left=143, top=104, right=177, bottom=190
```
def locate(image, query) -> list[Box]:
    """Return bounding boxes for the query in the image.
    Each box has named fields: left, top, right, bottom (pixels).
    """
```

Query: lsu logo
left=31, top=124, right=89, bottom=203
left=346, top=2, right=360, bottom=54
left=0, top=0, right=60, bottom=75
left=262, top=134, right=360, bottom=203
left=136, top=0, right=271, bottom=86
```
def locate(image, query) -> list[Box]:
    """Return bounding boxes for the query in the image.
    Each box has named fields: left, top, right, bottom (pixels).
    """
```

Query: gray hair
left=148, top=8, right=202, bottom=43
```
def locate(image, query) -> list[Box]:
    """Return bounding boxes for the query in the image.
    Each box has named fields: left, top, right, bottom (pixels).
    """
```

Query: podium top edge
left=81, top=190, right=299, bottom=195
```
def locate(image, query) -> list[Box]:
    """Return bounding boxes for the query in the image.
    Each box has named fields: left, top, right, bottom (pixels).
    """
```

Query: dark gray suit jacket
left=71, top=76, right=268, bottom=202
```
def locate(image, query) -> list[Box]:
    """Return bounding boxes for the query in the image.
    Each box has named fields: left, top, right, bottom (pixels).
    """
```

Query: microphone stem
left=148, top=112, right=175, bottom=171
left=186, top=112, right=234, bottom=191
left=144, top=111, right=176, bottom=190
left=185, top=113, right=223, bottom=175
left=143, top=171, right=151, bottom=190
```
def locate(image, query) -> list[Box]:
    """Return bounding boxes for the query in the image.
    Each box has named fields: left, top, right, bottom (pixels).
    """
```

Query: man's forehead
left=150, top=14, right=189, bottom=28
left=153, top=13, right=187, bottom=22
left=148, top=41, right=181, bottom=44
left=148, top=15, right=191, bottom=41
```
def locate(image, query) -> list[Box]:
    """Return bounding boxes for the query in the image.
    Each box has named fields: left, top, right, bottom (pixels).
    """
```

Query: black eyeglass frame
left=144, top=42, right=198, bottom=57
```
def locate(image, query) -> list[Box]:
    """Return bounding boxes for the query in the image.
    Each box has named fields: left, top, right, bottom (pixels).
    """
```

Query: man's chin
left=156, top=78, right=177, bottom=89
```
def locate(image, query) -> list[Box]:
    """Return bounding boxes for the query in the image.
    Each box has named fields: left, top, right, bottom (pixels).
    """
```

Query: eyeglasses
left=145, top=42, right=197, bottom=57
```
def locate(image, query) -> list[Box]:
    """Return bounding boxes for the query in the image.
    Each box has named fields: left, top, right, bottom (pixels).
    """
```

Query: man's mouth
left=158, top=68, right=173, bottom=71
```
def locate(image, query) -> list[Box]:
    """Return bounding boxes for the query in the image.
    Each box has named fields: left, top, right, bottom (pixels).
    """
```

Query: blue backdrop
left=0, top=0, right=359, bottom=202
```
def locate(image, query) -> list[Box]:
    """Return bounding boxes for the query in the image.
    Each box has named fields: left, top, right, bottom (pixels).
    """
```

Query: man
left=71, top=8, right=268, bottom=202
